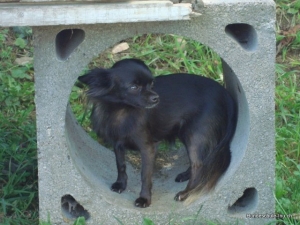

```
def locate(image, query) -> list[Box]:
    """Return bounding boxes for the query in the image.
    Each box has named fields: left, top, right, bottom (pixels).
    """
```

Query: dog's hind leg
left=174, top=116, right=231, bottom=202
left=174, top=123, right=219, bottom=202
left=111, top=142, right=128, bottom=194
left=174, top=144, right=204, bottom=201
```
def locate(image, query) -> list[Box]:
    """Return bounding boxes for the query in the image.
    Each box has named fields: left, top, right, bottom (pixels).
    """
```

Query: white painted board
left=0, top=1, right=193, bottom=26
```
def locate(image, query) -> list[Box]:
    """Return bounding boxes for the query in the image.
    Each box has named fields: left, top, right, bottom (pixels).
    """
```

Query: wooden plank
left=19, top=0, right=172, bottom=2
left=0, top=1, right=192, bottom=27
left=0, top=0, right=19, bottom=2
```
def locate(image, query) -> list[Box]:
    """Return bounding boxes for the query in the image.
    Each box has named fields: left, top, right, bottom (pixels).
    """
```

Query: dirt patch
left=125, top=143, right=186, bottom=178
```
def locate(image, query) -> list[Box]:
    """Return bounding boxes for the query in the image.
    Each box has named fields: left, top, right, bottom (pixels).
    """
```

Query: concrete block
left=34, top=0, right=276, bottom=224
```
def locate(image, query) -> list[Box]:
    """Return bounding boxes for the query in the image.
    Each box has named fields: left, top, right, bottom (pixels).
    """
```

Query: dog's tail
left=185, top=94, right=237, bottom=204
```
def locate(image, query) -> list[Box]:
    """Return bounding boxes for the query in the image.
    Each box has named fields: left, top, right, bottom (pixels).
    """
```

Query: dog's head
left=78, top=58, right=159, bottom=109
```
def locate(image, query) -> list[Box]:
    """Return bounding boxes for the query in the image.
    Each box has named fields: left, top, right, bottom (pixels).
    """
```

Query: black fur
left=78, top=58, right=237, bottom=207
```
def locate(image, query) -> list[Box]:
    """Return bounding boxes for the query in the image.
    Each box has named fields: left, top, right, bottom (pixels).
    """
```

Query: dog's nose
left=150, top=95, right=159, bottom=103
left=146, top=94, right=159, bottom=108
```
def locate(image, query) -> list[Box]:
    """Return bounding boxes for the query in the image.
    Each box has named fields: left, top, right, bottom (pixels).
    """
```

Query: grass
left=274, top=1, right=300, bottom=224
left=0, top=0, right=300, bottom=224
left=0, top=28, right=38, bottom=224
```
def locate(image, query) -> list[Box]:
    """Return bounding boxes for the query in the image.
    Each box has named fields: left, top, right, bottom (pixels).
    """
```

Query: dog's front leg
left=111, top=142, right=127, bottom=193
left=135, top=144, right=156, bottom=208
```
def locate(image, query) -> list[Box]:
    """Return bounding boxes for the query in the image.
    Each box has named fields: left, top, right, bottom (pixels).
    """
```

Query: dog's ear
left=78, top=68, right=114, bottom=97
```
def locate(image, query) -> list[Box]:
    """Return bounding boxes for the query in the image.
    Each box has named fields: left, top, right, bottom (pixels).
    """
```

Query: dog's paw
left=175, top=171, right=190, bottom=183
left=175, top=173, right=189, bottom=183
left=111, top=182, right=126, bottom=193
left=134, top=197, right=151, bottom=208
left=174, top=191, right=189, bottom=201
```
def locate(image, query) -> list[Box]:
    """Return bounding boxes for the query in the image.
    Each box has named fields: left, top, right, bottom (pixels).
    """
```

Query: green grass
left=274, top=1, right=300, bottom=224
left=89, top=34, right=223, bottom=79
left=1, top=0, right=300, bottom=224
left=0, top=28, right=38, bottom=225
left=275, top=65, right=300, bottom=225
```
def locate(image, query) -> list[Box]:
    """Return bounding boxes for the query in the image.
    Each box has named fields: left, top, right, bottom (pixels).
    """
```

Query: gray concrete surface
left=34, top=0, right=276, bottom=224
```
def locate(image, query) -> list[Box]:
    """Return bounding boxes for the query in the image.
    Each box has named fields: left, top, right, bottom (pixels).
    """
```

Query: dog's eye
left=130, top=84, right=140, bottom=91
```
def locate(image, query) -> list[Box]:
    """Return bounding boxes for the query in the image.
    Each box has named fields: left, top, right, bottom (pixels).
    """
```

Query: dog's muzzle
left=145, top=94, right=159, bottom=109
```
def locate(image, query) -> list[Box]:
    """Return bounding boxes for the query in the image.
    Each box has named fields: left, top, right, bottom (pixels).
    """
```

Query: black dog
left=78, top=58, right=237, bottom=208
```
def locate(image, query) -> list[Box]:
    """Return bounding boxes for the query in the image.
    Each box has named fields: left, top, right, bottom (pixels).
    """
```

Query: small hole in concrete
left=55, top=29, right=85, bottom=61
left=228, top=187, right=258, bottom=215
left=61, top=194, right=90, bottom=220
left=225, top=23, right=257, bottom=51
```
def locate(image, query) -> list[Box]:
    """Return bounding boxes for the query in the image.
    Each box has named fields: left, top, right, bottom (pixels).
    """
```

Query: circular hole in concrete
left=227, top=187, right=258, bottom=215
left=66, top=34, right=250, bottom=212
left=225, top=23, right=258, bottom=51
left=55, top=29, right=85, bottom=61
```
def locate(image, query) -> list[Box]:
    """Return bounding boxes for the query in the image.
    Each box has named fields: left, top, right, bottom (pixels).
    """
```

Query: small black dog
left=78, top=58, right=237, bottom=208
